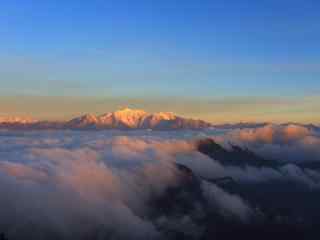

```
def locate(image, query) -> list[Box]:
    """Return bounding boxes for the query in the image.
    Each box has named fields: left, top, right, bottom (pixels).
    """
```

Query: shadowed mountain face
left=189, top=139, right=320, bottom=239
left=146, top=140, right=320, bottom=240
left=196, top=138, right=279, bottom=168
left=147, top=161, right=320, bottom=239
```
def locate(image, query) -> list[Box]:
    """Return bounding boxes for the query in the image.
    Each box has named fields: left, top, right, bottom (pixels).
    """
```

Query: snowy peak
left=2, top=109, right=319, bottom=131
left=98, top=108, right=148, bottom=128
left=112, top=108, right=148, bottom=128
left=67, top=114, right=98, bottom=128
left=66, top=108, right=212, bottom=130
left=113, top=107, right=148, bottom=118
left=152, top=112, right=177, bottom=121
left=0, top=116, right=37, bottom=124
left=0, top=108, right=213, bottom=130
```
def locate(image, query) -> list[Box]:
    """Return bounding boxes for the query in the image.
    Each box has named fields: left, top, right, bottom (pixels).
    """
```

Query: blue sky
left=0, top=0, right=320, bottom=122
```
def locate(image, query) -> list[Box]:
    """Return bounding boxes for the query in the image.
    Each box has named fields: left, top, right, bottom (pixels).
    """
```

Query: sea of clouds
left=0, top=125, right=319, bottom=239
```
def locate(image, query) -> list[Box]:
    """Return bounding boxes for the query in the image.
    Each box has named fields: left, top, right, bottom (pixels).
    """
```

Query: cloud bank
left=214, top=124, right=320, bottom=163
left=0, top=126, right=319, bottom=239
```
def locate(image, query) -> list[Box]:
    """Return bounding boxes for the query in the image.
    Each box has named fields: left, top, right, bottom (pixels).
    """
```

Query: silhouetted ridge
left=196, top=138, right=279, bottom=168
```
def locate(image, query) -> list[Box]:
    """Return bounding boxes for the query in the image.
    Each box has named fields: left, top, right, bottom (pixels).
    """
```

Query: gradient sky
left=1, top=0, right=320, bottom=123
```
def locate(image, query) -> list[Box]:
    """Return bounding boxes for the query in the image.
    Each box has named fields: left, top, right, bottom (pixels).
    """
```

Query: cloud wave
left=0, top=126, right=319, bottom=239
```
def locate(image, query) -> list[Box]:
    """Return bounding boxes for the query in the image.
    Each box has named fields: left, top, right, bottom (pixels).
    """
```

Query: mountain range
left=1, top=108, right=319, bottom=131
left=0, top=108, right=212, bottom=130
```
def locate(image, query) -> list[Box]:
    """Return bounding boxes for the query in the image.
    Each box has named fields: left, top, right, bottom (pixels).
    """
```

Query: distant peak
left=67, top=114, right=98, bottom=125
left=82, top=113, right=96, bottom=118
left=0, top=108, right=214, bottom=130
left=0, top=116, right=36, bottom=124
left=83, top=114, right=98, bottom=120
left=113, top=108, right=148, bottom=118
left=116, top=107, right=147, bottom=114
left=152, top=112, right=177, bottom=120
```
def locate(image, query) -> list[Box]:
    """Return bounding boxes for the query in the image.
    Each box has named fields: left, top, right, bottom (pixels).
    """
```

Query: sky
left=0, top=0, right=320, bottom=123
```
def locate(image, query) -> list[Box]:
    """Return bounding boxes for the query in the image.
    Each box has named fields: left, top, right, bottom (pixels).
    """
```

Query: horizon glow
left=1, top=0, right=320, bottom=123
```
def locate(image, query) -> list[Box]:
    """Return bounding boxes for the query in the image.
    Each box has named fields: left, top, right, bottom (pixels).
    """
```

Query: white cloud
left=0, top=127, right=319, bottom=239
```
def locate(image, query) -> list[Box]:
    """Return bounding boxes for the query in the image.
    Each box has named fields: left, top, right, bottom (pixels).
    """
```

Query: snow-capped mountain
left=66, top=108, right=212, bottom=130
left=0, top=108, right=212, bottom=130
left=65, top=114, right=99, bottom=129
left=98, top=108, right=148, bottom=128
left=3, top=108, right=317, bottom=131
left=0, top=116, right=36, bottom=124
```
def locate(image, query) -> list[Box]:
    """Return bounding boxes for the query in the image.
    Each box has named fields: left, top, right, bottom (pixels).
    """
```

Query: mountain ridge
left=1, top=108, right=319, bottom=131
left=66, top=108, right=212, bottom=130
left=0, top=108, right=212, bottom=130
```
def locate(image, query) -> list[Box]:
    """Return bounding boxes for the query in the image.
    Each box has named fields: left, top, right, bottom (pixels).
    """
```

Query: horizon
left=1, top=95, right=319, bottom=124
left=1, top=2, right=320, bottom=239
left=1, top=0, right=320, bottom=124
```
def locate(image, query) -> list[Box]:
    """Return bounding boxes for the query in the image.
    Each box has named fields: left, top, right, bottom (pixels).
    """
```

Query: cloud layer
left=0, top=126, right=319, bottom=239
left=214, top=124, right=320, bottom=163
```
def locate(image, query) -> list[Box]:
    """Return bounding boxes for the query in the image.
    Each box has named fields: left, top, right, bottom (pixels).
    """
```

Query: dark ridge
left=202, top=221, right=319, bottom=240
left=148, top=163, right=205, bottom=222
left=150, top=163, right=320, bottom=240
left=176, top=163, right=235, bottom=186
left=299, top=161, right=320, bottom=170
left=0, top=233, right=7, bottom=240
left=196, top=138, right=279, bottom=168
left=202, top=176, right=235, bottom=185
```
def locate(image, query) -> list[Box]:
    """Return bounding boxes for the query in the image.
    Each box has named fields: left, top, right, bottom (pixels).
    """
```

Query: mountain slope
left=66, top=108, right=212, bottom=130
